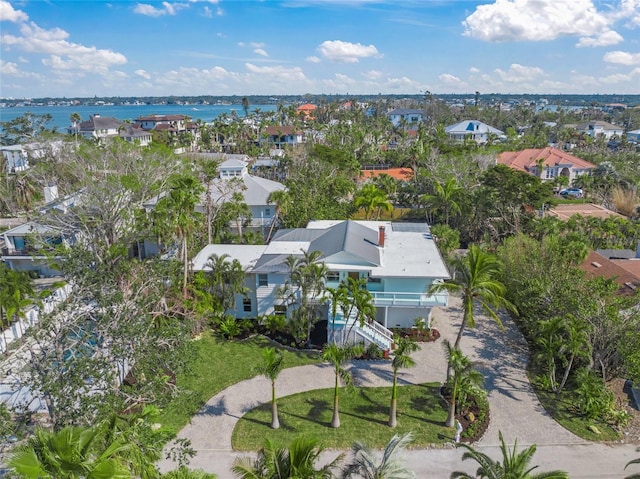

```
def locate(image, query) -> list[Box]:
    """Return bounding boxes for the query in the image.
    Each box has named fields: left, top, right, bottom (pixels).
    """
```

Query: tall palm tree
left=429, top=244, right=517, bottom=351
left=205, top=253, right=248, bottom=318
left=322, top=343, right=361, bottom=428
left=389, top=338, right=419, bottom=428
left=256, top=347, right=284, bottom=429
left=154, top=173, right=204, bottom=297
left=8, top=426, right=132, bottom=479
left=232, top=436, right=341, bottom=479
left=265, top=189, right=290, bottom=242
left=341, top=433, right=415, bottom=479
left=450, top=432, right=569, bottom=479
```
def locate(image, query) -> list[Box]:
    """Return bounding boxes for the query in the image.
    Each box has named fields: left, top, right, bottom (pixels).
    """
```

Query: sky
left=0, top=0, right=639, bottom=98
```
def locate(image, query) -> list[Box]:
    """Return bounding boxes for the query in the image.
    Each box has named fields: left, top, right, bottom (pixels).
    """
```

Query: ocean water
left=0, top=103, right=279, bottom=131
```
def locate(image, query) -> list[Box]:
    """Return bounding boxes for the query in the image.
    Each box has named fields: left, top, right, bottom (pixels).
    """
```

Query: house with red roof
left=579, top=250, right=640, bottom=296
left=296, top=103, right=317, bottom=121
left=497, top=147, right=595, bottom=184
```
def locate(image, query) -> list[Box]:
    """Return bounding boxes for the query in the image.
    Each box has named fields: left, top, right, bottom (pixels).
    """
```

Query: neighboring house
left=387, top=109, right=424, bottom=128
left=119, top=125, right=152, bottom=147
left=191, top=220, right=449, bottom=350
left=579, top=250, right=640, bottom=296
left=296, top=103, right=317, bottom=121
left=576, top=120, right=624, bottom=140
left=261, top=125, right=304, bottom=149
left=626, top=129, right=640, bottom=144
left=445, top=120, right=505, bottom=143
left=76, top=114, right=125, bottom=141
left=359, top=167, right=414, bottom=183
left=1, top=221, right=68, bottom=277
left=0, top=141, right=63, bottom=173
left=133, top=114, right=200, bottom=150
left=497, top=147, right=595, bottom=184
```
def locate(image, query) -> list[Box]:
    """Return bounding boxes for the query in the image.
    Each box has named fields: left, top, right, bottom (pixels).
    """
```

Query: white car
left=559, top=188, right=583, bottom=198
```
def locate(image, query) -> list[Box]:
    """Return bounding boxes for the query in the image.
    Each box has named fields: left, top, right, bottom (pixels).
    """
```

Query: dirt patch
left=608, top=378, right=640, bottom=444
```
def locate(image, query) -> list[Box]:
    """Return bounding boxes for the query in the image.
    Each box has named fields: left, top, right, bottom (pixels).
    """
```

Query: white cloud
left=577, top=30, right=624, bottom=47
left=133, top=2, right=189, bottom=17
left=135, top=69, right=151, bottom=79
left=306, top=56, right=321, bottom=63
left=363, top=69, right=382, bottom=79
left=463, top=0, right=612, bottom=44
left=494, top=63, right=546, bottom=82
left=245, top=63, right=307, bottom=82
left=254, top=48, right=268, bottom=57
left=1, top=21, right=127, bottom=75
left=469, top=66, right=480, bottom=73
left=385, top=76, right=422, bottom=90
left=0, top=60, right=19, bottom=75
left=599, top=73, right=632, bottom=83
left=0, top=1, right=28, bottom=22
left=604, top=50, right=640, bottom=65
left=317, top=40, right=380, bottom=63
left=438, top=73, right=462, bottom=85
left=250, top=42, right=265, bottom=48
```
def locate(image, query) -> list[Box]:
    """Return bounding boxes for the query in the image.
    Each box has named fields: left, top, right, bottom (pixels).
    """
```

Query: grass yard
left=531, top=375, right=619, bottom=442
left=232, top=383, right=453, bottom=450
left=157, top=333, right=321, bottom=435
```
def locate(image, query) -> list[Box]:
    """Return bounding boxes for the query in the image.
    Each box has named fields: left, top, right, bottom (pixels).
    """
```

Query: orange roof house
left=359, top=168, right=414, bottom=182
left=296, top=103, right=317, bottom=120
left=579, top=250, right=640, bottom=295
left=497, top=147, right=595, bottom=184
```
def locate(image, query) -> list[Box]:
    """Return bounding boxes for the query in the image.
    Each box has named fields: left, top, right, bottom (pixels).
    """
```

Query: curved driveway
left=160, top=297, right=638, bottom=478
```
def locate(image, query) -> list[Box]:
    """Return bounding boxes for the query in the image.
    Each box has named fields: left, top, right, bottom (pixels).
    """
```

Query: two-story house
left=261, top=125, right=304, bottom=149
left=191, top=220, right=449, bottom=350
left=1, top=221, right=68, bottom=277
left=387, top=109, right=424, bottom=129
left=445, top=120, right=505, bottom=143
left=76, top=114, right=125, bottom=141
left=497, top=147, right=595, bottom=184
left=134, top=114, right=200, bottom=150
left=576, top=121, right=624, bottom=140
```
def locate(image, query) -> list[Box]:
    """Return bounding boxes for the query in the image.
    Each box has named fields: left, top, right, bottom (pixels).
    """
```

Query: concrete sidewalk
left=160, top=297, right=636, bottom=478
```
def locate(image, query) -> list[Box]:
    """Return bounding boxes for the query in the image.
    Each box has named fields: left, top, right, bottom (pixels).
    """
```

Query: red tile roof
left=497, top=147, right=596, bottom=172
left=296, top=103, right=317, bottom=111
left=579, top=250, right=640, bottom=295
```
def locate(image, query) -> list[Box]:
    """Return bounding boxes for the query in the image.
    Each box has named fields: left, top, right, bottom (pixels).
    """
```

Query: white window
left=326, top=271, right=340, bottom=282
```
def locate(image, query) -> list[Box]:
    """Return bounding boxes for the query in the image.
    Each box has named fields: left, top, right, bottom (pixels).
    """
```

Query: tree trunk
left=389, top=377, right=398, bottom=427
left=558, top=354, right=575, bottom=392
left=331, top=376, right=340, bottom=428
left=271, top=400, right=280, bottom=430
left=446, top=396, right=456, bottom=428
left=182, top=236, right=189, bottom=297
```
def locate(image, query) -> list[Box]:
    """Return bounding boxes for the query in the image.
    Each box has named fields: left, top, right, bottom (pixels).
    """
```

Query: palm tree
left=341, top=433, right=415, bottom=479
left=429, top=244, right=517, bottom=351
left=389, top=338, right=419, bottom=428
left=265, top=189, right=291, bottom=242
left=154, top=173, right=204, bottom=296
left=232, top=436, right=341, bottom=479
left=205, top=253, right=248, bottom=318
left=354, top=184, right=393, bottom=220
left=450, top=432, right=569, bottom=479
left=625, top=456, right=640, bottom=479
left=256, top=347, right=284, bottom=429
left=443, top=340, right=484, bottom=428
left=7, top=426, right=132, bottom=479
left=420, top=177, right=463, bottom=226
left=322, top=343, right=361, bottom=428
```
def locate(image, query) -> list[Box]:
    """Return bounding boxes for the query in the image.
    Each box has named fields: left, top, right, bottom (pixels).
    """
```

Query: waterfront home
left=261, top=125, right=304, bottom=149
left=576, top=120, right=624, bottom=140
left=76, top=114, right=125, bottom=141
left=191, top=220, right=449, bottom=350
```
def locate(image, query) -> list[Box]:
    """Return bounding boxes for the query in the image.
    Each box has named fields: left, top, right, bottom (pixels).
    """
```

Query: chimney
left=378, top=226, right=385, bottom=248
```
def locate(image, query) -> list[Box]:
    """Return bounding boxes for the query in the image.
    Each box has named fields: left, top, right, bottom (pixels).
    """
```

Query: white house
left=191, top=220, right=449, bottom=350
left=0, top=141, right=63, bottom=174
left=119, top=125, right=152, bottom=147
left=1, top=221, right=68, bottom=277
left=76, top=114, right=125, bottom=141
left=386, top=109, right=424, bottom=128
left=445, top=120, right=505, bottom=143
left=261, top=125, right=304, bottom=149
left=576, top=121, right=624, bottom=140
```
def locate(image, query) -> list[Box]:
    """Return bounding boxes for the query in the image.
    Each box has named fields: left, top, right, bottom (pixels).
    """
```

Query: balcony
left=371, top=291, right=448, bottom=308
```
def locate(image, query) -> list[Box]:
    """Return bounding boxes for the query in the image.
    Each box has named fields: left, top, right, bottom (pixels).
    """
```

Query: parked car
left=559, top=187, right=583, bottom=198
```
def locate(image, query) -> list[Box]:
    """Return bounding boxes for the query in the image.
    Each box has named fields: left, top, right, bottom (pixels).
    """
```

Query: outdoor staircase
left=333, top=308, right=393, bottom=351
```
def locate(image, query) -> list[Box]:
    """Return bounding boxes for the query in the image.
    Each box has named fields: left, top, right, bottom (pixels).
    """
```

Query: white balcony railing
left=371, top=291, right=448, bottom=308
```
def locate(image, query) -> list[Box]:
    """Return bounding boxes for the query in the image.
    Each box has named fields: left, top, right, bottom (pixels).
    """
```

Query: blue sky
left=1, top=0, right=639, bottom=98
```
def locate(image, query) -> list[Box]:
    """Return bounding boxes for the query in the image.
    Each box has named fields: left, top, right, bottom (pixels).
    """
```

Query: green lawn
left=157, top=333, right=321, bottom=435
left=530, top=374, right=619, bottom=442
left=232, top=383, right=453, bottom=450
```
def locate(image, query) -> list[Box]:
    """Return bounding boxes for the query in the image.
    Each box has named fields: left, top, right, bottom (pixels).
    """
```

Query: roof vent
left=591, top=262, right=602, bottom=268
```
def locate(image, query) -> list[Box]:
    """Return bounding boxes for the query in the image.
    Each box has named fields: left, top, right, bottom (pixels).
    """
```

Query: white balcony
left=371, top=291, right=448, bottom=308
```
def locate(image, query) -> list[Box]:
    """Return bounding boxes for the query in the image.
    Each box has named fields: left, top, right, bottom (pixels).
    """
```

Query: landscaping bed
left=390, top=327, right=441, bottom=343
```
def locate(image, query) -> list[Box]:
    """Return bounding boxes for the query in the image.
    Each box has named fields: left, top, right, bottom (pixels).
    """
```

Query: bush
left=574, top=368, right=615, bottom=420
left=217, top=315, right=243, bottom=340
left=264, top=314, right=287, bottom=336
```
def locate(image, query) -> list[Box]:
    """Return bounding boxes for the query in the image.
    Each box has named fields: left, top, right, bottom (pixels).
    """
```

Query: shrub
left=218, top=315, right=243, bottom=339
left=574, top=368, right=615, bottom=420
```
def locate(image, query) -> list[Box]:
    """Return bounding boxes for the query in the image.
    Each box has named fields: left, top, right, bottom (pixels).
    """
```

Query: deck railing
left=370, top=291, right=448, bottom=307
